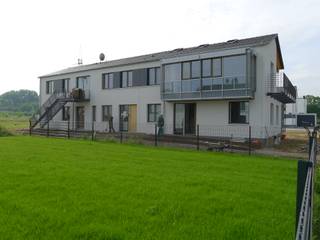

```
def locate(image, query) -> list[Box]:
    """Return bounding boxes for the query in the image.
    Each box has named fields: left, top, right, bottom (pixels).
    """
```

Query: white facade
left=38, top=35, right=295, bottom=139
left=284, top=97, right=307, bottom=126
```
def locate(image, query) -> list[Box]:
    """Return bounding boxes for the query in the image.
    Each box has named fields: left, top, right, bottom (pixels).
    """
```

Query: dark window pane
left=212, top=78, right=223, bottom=90
left=202, top=78, right=212, bottom=91
left=164, top=63, right=181, bottom=81
left=202, top=59, right=211, bottom=77
left=213, top=58, right=222, bottom=77
left=182, top=62, right=191, bottom=79
left=191, top=60, right=201, bottom=78
left=223, top=55, right=246, bottom=76
left=155, top=67, right=160, bottom=85
left=229, top=101, right=249, bottom=124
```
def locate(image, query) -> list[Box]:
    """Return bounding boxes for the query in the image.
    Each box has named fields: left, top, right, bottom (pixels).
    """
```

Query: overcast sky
left=0, top=0, right=319, bottom=96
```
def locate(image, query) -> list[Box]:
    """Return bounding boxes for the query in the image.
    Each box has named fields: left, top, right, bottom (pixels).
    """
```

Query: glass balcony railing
left=162, top=75, right=254, bottom=100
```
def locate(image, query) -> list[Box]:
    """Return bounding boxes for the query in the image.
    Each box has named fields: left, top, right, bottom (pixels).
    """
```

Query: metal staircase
left=30, top=89, right=90, bottom=129
left=30, top=92, right=74, bottom=129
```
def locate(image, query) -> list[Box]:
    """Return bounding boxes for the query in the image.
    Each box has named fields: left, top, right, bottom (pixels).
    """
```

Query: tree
left=0, top=90, right=39, bottom=115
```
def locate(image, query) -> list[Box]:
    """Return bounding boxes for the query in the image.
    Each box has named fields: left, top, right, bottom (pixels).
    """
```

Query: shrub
left=0, top=126, right=13, bottom=137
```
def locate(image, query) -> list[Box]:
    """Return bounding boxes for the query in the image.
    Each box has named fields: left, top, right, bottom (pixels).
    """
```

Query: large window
left=102, top=105, right=112, bottom=121
left=62, top=106, right=70, bottom=121
left=191, top=60, right=200, bottom=78
left=46, top=81, right=54, bottom=94
left=148, top=67, right=160, bottom=85
left=76, top=76, right=89, bottom=90
left=164, top=63, right=181, bottom=81
left=202, top=59, right=211, bottom=77
left=212, top=58, right=222, bottom=77
left=229, top=101, right=249, bottom=124
left=102, top=73, right=113, bottom=89
left=148, top=104, right=161, bottom=122
left=46, top=79, right=69, bottom=94
left=121, top=71, right=133, bottom=88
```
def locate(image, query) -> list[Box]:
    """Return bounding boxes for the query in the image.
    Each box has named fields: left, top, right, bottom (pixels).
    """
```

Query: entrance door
left=128, top=105, right=137, bottom=132
left=76, top=106, right=85, bottom=129
left=119, top=104, right=137, bottom=132
left=174, top=103, right=196, bottom=135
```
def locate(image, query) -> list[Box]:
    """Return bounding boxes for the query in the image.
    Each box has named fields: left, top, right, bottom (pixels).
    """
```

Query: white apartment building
left=33, top=34, right=297, bottom=140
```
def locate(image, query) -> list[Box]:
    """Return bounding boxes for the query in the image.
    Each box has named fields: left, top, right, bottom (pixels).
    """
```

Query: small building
left=33, top=34, right=297, bottom=140
left=284, top=97, right=308, bottom=127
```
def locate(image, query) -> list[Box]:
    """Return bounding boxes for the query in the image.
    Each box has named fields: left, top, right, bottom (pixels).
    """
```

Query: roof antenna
left=78, top=45, right=83, bottom=65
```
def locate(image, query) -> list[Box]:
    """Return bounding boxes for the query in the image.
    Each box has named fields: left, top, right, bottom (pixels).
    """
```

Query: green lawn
left=0, top=136, right=297, bottom=240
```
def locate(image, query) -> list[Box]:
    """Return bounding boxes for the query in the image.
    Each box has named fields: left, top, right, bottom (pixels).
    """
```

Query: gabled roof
left=40, top=33, right=283, bottom=78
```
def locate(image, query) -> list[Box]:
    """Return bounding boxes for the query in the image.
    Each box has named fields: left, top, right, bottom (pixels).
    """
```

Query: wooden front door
left=128, top=105, right=137, bottom=132
left=76, top=106, right=85, bottom=129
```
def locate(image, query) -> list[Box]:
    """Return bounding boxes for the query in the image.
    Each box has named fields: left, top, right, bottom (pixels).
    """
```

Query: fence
left=295, top=127, right=318, bottom=240
left=27, top=120, right=281, bottom=154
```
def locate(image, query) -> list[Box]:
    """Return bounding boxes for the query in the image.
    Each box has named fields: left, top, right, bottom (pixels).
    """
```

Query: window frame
left=102, top=73, right=114, bottom=89
left=102, top=105, right=112, bottom=121
left=229, top=101, right=249, bottom=124
left=62, top=106, right=70, bottom=121
left=147, top=104, right=161, bottom=122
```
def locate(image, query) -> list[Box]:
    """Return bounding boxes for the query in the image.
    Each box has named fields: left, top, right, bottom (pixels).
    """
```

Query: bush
left=0, top=126, right=13, bottom=137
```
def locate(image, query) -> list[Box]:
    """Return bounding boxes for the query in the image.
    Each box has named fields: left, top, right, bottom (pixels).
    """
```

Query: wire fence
left=295, top=127, right=318, bottom=240
left=28, top=120, right=284, bottom=154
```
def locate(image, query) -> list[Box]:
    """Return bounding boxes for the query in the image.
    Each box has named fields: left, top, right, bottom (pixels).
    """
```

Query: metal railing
left=266, top=72, right=297, bottom=102
left=295, top=127, right=318, bottom=240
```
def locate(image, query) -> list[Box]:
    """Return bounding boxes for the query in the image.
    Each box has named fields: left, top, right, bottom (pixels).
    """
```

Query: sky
left=0, top=0, right=319, bottom=96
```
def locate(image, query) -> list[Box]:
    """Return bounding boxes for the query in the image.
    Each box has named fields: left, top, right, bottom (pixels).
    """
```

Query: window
left=191, top=60, right=201, bottom=78
left=121, top=71, right=133, bottom=88
left=92, top=106, right=96, bottom=122
left=46, top=81, right=53, bottom=94
left=182, top=62, right=191, bottom=79
left=164, top=63, right=181, bottom=82
left=76, top=76, right=89, bottom=89
left=102, top=105, right=112, bottom=121
left=223, top=55, right=246, bottom=77
left=148, top=104, right=161, bottom=122
left=212, top=58, right=222, bottom=77
left=102, top=73, right=113, bottom=89
left=148, top=67, right=161, bottom=85
left=270, top=103, right=274, bottom=125
left=229, top=101, right=249, bottom=124
left=62, top=106, right=70, bottom=121
left=202, top=59, right=211, bottom=77
left=276, top=105, right=279, bottom=125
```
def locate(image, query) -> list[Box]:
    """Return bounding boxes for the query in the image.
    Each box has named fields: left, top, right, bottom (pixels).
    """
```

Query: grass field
left=0, top=136, right=297, bottom=239
left=0, top=112, right=29, bottom=131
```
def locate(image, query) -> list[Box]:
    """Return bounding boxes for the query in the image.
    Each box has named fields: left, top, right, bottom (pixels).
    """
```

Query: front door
left=128, top=105, right=137, bottom=132
left=174, top=103, right=196, bottom=135
left=76, top=106, right=85, bottom=129
left=119, top=104, right=137, bottom=132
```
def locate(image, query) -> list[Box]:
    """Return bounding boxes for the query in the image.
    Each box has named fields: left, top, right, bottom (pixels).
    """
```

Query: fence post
left=91, top=121, right=94, bottom=141
left=154, top=124, right=158, bottom=147
left=120, top=131, right=123, bottom=143
left=248, top=125, right=251, bottom=155
left=196, top=124, right=199, bottom=151
left=182, top=120, right=185, bottom=136
left=47, top=121, right=49, bottom=137
left=29, top=120, right=32, bottom=136
left=67, top=119, right=70, bottom=139
left=295, top=160, right=313, bottom=230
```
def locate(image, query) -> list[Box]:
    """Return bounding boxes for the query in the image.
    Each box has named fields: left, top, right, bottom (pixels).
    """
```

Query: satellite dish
left=99, top=53, right=105, bottom=62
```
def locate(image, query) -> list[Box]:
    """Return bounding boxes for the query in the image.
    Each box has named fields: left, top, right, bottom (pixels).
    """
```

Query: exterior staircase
left=30, top=89, right=89, bottom=129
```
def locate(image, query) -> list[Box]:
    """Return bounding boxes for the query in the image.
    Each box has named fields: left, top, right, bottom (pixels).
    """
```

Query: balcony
left=69, top=88, right=90, bottom=102
left=161, top=76, right=255, bottom=101
left=266, top=73, right=296, bottom=103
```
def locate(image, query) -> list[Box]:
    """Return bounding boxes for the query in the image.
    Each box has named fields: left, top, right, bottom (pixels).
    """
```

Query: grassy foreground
left=0, top=136, right=297, bottom=239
